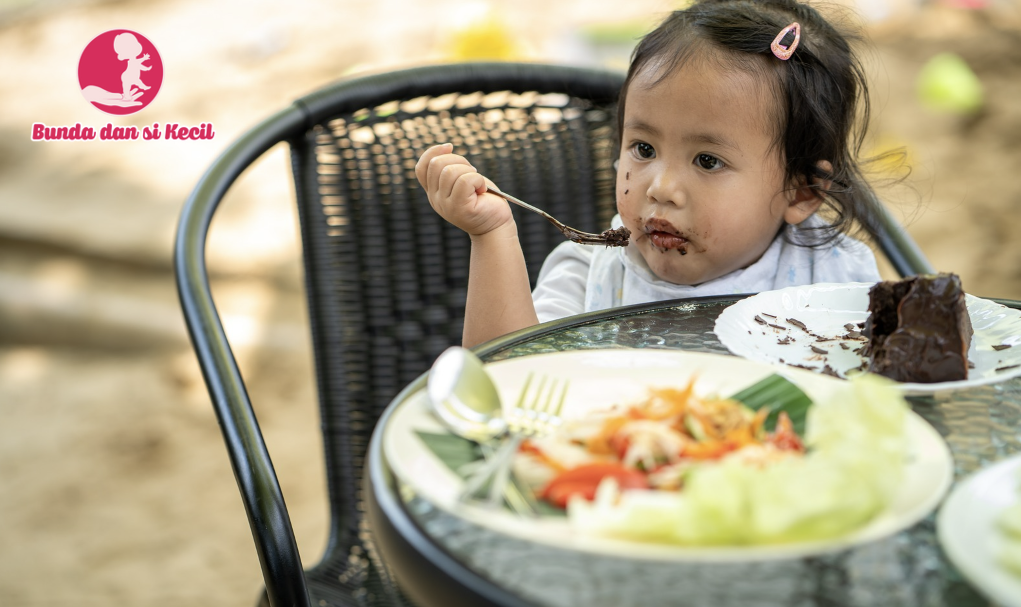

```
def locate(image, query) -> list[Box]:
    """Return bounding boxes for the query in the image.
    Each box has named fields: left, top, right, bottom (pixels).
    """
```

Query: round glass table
left=366, top=294, right=1021, bottom=607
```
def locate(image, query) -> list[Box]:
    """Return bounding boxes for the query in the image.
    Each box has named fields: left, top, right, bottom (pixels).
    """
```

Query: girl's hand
left=415, top=143, right=513, bottom=237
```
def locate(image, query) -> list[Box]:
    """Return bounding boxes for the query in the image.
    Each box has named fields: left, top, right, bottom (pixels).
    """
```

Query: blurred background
left=1, top=0, right=1019, bottom=604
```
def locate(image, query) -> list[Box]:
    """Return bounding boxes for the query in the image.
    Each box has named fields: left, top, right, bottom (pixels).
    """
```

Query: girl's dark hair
left=617, top=0, right=881, bottom=245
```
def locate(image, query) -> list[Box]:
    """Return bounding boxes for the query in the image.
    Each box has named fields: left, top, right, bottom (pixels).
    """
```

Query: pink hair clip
left=771, top=22, right=801, bottom=60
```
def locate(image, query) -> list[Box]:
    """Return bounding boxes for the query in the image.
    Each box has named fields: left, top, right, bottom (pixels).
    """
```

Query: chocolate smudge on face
left=624, top=189, right=629, bottom=194
left=679, top=248, right=687, bottom=255
left=626, top=171, right=630, bottom=180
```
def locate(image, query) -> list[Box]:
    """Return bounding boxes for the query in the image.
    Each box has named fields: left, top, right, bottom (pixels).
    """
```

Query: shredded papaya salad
left=511, top=374, right=909, bottom=546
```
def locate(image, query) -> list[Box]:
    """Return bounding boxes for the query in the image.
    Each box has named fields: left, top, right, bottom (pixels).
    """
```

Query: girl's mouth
left=648, top=230, right=688, bottom=250
left=644, top=218, right=691, bottom=253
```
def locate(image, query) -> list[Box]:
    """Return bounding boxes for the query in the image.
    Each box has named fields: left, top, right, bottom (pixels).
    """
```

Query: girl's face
left=616, top=59, right=816, bottom=286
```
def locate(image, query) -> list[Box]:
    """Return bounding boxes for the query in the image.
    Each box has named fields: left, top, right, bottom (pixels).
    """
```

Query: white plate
left=384, top=349, right=953, bottom=562
left=714, top=282, right=1021, bottom=394
left=938, top=454, right=1021, bottom=607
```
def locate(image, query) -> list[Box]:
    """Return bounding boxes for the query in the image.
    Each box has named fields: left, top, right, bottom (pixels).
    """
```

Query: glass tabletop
left=377, top=295, right=1021, bottom=607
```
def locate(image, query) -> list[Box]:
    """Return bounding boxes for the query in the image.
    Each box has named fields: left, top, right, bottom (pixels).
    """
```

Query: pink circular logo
left=78, top=30, right=163, bottom=115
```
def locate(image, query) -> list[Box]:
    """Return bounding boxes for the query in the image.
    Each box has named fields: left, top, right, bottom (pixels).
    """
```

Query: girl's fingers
left=414, top=143, right=452, bottom=187
left=451, top=171, right=487, bottom=205
left=432, top=154, right=475, bottom=194
left=437, top=162, right=477, bottom=201
left=423, top=149, right=465, bottom=194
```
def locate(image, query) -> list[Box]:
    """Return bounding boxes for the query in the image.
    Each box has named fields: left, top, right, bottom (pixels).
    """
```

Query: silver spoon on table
left=427, top=347, right=555, bottom=515
left=486, top=187, right=631, bottom=247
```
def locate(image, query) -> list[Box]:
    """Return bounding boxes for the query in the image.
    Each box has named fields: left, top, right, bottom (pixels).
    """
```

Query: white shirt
left=532, top=215, right=880, bottom=323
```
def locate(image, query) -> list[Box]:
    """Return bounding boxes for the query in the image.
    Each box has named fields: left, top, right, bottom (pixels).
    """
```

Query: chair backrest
left=175, top=61, right=933, bottom=607
left=289, top=62, right=622, bottom=586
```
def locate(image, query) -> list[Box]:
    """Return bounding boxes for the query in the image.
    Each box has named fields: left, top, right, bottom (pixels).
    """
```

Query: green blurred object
left=579, top=21, right=651, bottom=45
left=917, top=52, right=984, bottom=115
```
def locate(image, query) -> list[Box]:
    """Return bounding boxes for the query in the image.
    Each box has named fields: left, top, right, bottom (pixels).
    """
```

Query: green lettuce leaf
left=728, top=373, right=813, bottom=436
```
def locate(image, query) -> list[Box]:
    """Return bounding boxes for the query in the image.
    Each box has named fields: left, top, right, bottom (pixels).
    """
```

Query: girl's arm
left=463, top=221, right=538, bottom=347
left=416, top=144, right=538, bottom=347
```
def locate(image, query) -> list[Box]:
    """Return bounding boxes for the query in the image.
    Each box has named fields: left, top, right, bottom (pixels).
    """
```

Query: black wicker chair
left=173, top=62, right=933, bottom=607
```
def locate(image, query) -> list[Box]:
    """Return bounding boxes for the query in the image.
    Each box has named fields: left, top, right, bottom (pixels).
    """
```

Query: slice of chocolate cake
left=864, top=273, right=973, bottom=383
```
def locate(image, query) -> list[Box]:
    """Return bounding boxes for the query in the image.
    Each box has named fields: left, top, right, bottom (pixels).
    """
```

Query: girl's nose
left=646, top=168, right=684, bottom=207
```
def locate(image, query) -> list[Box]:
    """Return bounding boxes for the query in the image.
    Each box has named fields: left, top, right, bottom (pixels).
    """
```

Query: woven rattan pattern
left=292, top=87, right=619, bottom=606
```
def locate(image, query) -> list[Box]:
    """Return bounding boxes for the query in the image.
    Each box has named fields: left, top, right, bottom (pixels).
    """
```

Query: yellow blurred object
left=863, top=134, right=912, bottom=177
left=917, top=52, right=984, bottom=115
left=448, top=16, right=521, bottom=61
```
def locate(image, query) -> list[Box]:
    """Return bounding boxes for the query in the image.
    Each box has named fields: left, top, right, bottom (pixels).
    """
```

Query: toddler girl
left=416, top=0, right=883, bottom=347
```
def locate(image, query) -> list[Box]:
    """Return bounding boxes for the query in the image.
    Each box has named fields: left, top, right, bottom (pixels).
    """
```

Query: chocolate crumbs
left=994, top=344, right=1013, bottom=351
left=599, top=226, right=631, bottom=247
left=810, top=345, right=827, bottom=355
left=787, top=318, right=809, bottom=331
left=790, top=363, right=818, bottom=371
left=821, top=364, right=841, bottom=378
left=996, top=364, right=1020, bottom=373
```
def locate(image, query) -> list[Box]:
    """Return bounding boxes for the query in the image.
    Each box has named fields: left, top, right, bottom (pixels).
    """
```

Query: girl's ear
left=784, top=160, right=833, bottom=225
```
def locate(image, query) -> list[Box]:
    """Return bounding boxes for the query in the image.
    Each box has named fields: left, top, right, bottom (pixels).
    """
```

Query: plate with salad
left=384, top=349, right=953, bottom=561
left=938, top=454, right=1021, bottom=607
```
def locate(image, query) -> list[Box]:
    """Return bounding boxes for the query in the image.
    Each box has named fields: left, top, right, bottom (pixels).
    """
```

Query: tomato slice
left=540, top=462, right=648, bottom=509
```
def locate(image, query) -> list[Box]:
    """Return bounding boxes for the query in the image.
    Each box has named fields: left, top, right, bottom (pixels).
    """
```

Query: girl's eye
left=696, top=153, right=723, bottom=171
left=634, top=142, right=655, bottom=159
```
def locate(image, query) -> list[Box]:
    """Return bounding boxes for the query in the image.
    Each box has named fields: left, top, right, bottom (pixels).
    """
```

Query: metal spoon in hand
left=486, top=187, right=631, bottom=247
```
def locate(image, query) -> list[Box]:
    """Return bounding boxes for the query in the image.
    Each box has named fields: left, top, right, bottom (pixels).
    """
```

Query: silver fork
left=486, top=187, right=631, bottom=247
left=460, top=373, right=568, bottom=514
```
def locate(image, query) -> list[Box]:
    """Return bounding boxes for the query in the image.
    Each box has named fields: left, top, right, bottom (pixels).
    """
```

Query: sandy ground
left=1, top=0, right=1020, bottom=605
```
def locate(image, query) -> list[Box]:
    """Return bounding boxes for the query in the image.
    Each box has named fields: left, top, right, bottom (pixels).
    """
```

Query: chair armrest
left=173, top=104, right=311, bottom=607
